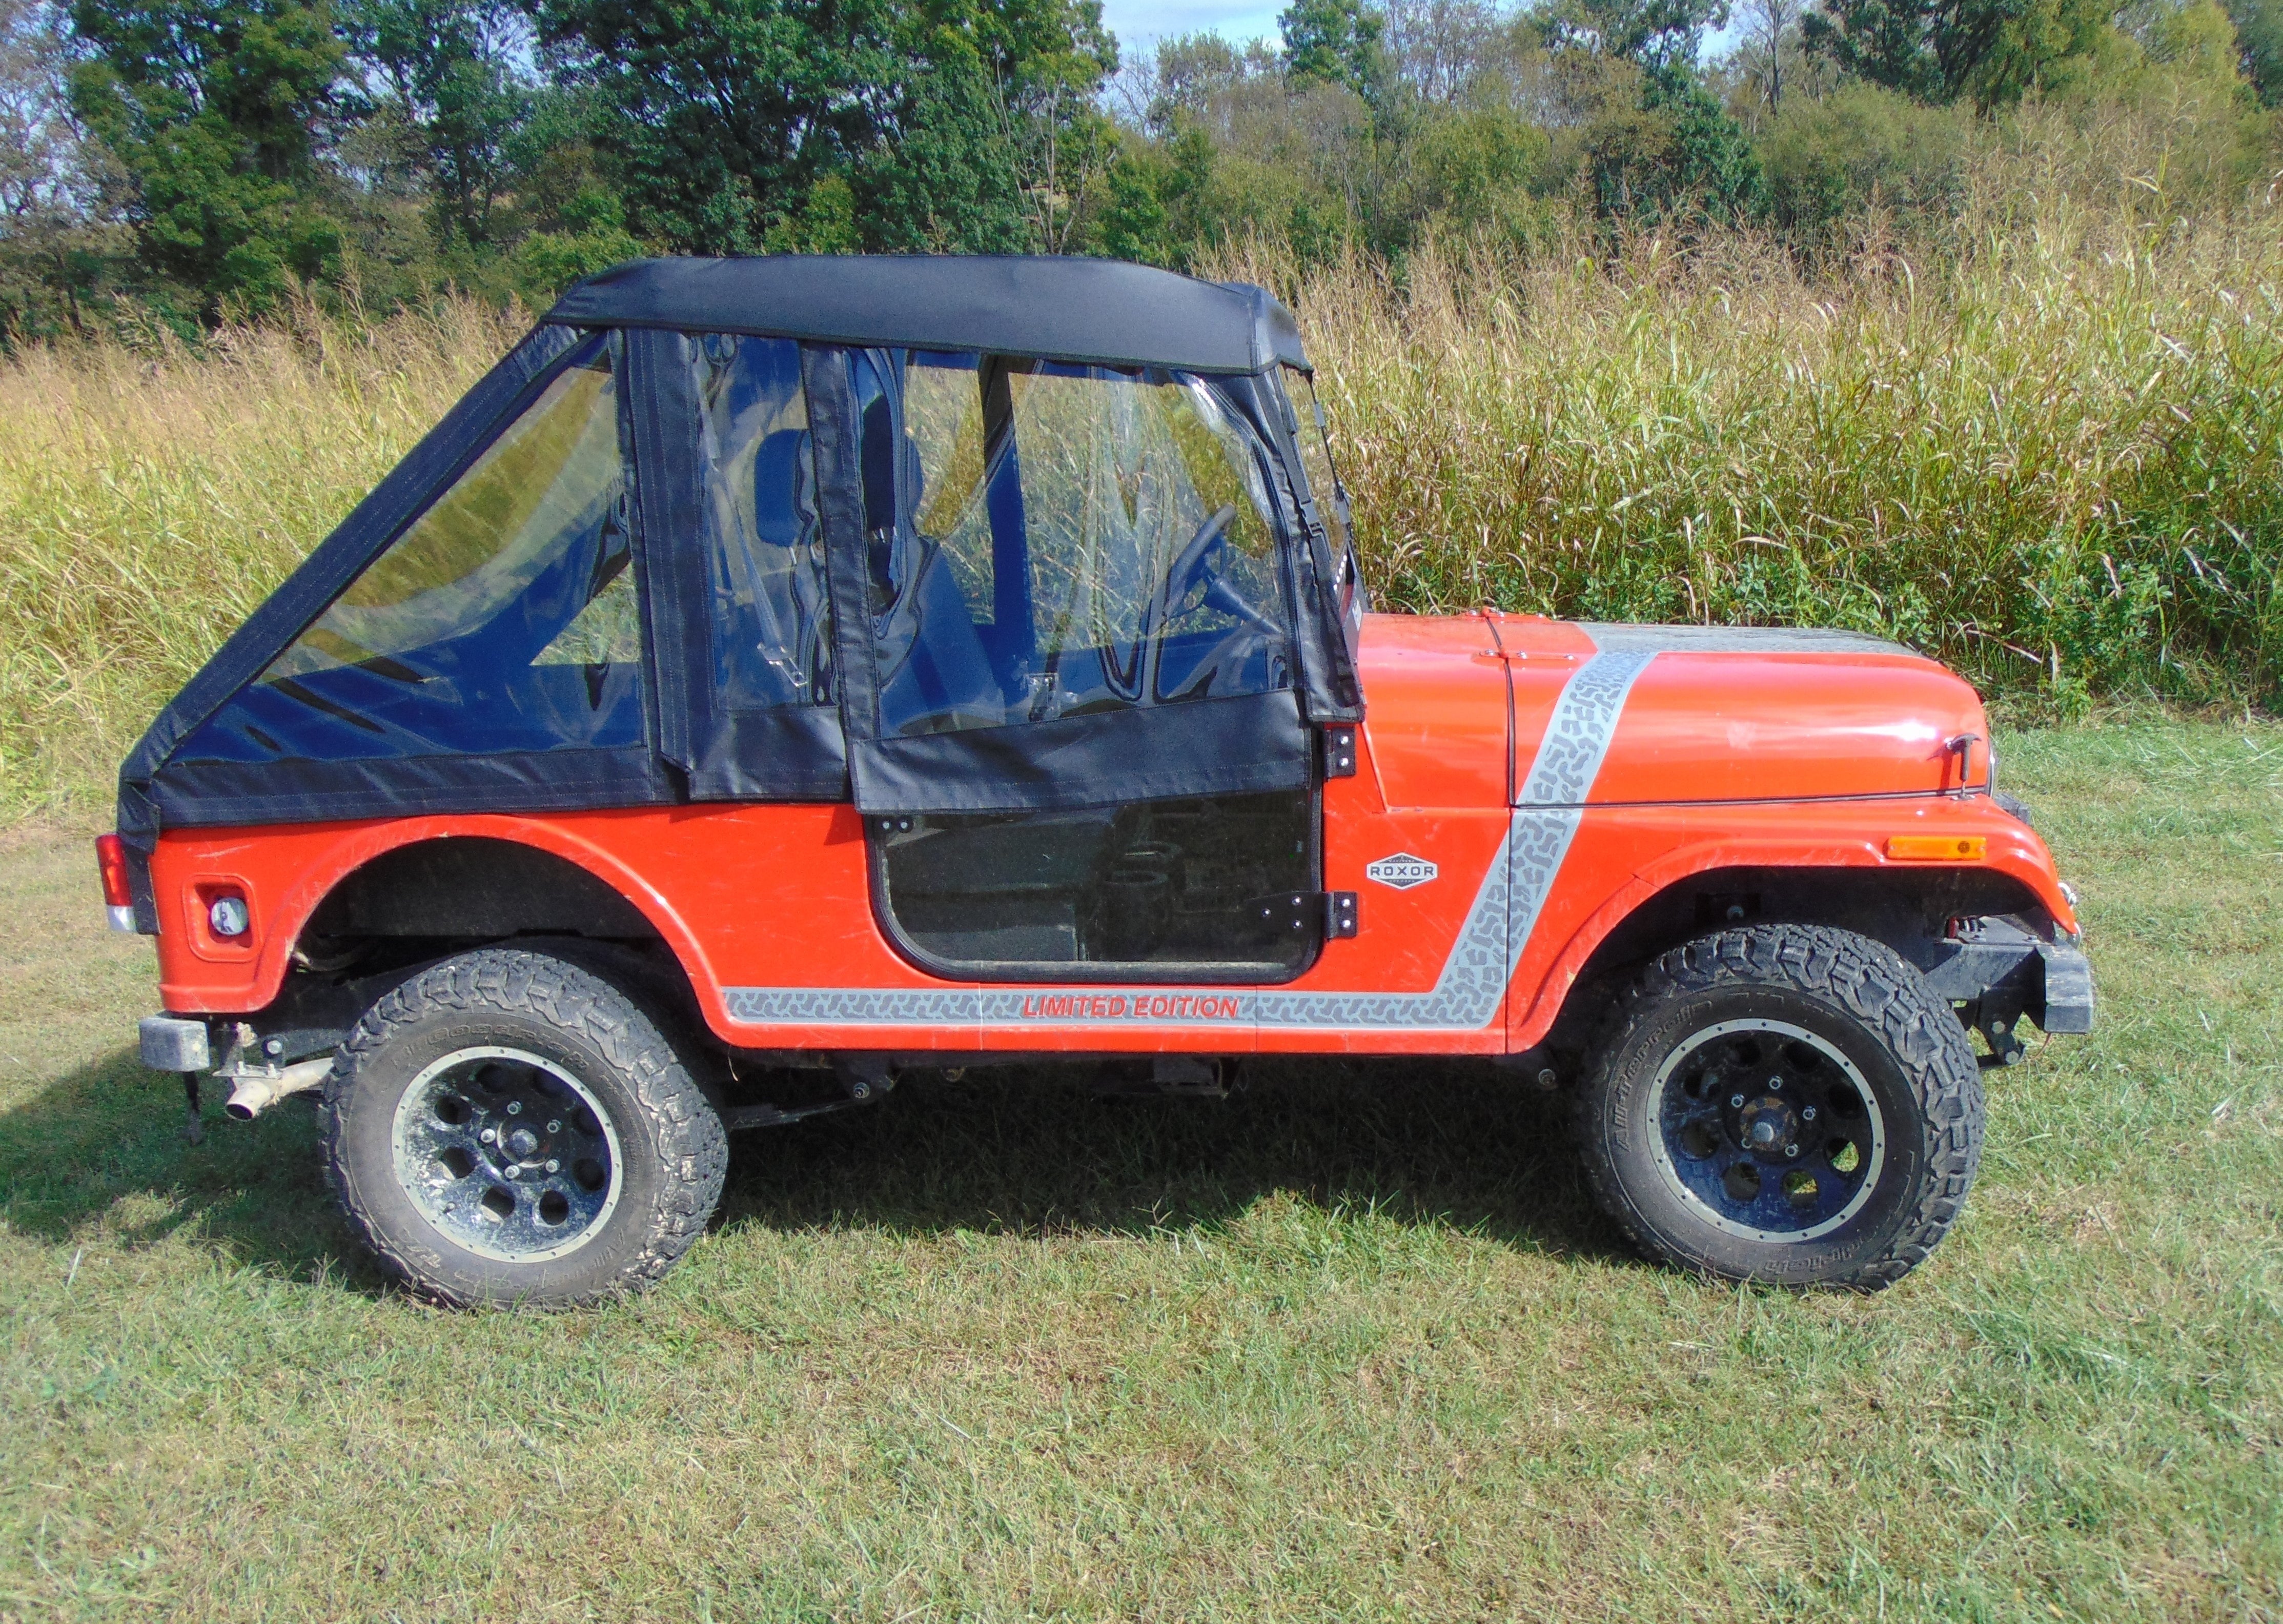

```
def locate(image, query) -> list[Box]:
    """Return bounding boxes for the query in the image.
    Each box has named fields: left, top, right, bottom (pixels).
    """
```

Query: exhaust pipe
left=225, top=1058, right=332, bottom=1121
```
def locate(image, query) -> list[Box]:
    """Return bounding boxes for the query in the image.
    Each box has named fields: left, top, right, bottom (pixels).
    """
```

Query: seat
left=713, top=427, right=828, bottom=707
left=863, top=403, right=1005, bottom=734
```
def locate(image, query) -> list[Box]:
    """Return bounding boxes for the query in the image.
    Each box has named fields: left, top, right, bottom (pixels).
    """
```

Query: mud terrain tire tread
left=1572, top=924, right=1984, bottom=1291
left=322, top=948, right=727, bottom=1308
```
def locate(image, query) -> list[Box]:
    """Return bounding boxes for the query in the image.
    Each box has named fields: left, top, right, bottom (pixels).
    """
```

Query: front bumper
left=1922, top=918, right=2094, bottom=1036
left=2036, top=940, right=2096, bottom=1034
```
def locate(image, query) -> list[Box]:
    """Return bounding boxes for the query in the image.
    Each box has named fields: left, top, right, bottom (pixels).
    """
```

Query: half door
left=811, top=347, right=1324, bottom=982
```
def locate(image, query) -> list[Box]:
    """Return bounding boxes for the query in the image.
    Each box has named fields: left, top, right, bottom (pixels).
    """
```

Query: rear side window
left=181, top=337, right=643, bottom=763
left=691, top=334, right=831, bottom=709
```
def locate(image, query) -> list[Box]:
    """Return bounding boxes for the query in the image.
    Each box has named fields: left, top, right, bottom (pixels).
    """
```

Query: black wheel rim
left=1647, top=1018, right=1887, bottom=1243
left=391, top=1046, right=623, bottom=1262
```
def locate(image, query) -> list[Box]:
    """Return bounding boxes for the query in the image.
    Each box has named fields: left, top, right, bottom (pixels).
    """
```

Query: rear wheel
left=1574, top=925, right=1983, bottom=1289
left=324, top=948, right=727, bottom=1308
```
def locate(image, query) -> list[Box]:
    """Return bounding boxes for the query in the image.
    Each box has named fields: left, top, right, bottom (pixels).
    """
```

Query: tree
left=1, top=0, right=123, bottom=334
left=1541, top=0, right=1731, bottom=69
left=525, top=0, right=1115, bottom=255
left=68, top=0, right=348, bottom=311
left=1802, top=0, right=2124, bottom=106
left=343, top=0, right=531, bottom=249
left=1280, top=0, right=1387, bottom=92
left=1381, top=0, right=1501, bottom=99
left=2223, top=0, right=2283, bottom=103
left=1800, top=0, right=1942, bottom=96
left=1734, top=0, right=1804, bottom=106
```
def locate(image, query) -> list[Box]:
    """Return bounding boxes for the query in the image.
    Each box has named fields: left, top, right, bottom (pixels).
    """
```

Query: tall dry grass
left=0, top=297, right=527, bottom=813
left=1244, top=183, right=2283, bottom=715
left=3, top=164, right=2279, bottom=816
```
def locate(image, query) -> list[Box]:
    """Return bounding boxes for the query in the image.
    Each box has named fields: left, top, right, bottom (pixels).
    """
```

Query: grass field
left=0, top=717, right=2276, bottom=1620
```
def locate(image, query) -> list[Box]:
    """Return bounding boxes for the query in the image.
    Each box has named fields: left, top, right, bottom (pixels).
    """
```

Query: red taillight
left=95, top=835, right=132, bottom=908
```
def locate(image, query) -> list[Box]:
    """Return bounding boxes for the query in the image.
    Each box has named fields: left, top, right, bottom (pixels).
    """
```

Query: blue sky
left=1100, top=0, right=1288, bottom=61
left=1099, top=0, right=1744, bottom=74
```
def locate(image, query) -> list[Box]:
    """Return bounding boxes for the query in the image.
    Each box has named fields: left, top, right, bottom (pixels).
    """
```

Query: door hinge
left=1252, top=890, right=1360, bottom=940
left=1321, top=725, right=1357, bottom=779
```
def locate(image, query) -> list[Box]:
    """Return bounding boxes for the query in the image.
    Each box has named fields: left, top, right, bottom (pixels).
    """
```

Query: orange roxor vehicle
left=108, top=256, right=2093, bottom=1306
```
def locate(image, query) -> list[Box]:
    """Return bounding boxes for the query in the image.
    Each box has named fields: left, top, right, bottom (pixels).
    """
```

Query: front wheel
left=1574, top=925, right=1983, bottom=1290
left=323, top=948, right=727, bottom=1308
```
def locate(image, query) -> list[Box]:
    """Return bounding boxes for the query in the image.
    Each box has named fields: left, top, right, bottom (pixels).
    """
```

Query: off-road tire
left=323, top=948, right=727, bottom=1308
left=1573, top=924, right=1983, bottom=1290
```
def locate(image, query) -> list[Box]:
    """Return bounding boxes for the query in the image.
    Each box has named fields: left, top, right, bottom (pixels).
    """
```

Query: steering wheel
left=1158, top=503, right=1278, bottom=634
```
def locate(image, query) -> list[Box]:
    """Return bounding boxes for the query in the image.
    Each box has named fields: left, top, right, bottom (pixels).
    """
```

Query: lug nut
left=547, top=1120, right=561, bottom=1133
left=1785, top=1143, right=1800, bottom=1158
left=1730, top=1094, right=1746, bottom=1109
left=506, top=1101, right=522, bottom=1115
left=1768, top=1077, right=1783, bottom=1092
left=479, top=1128, right=496, bottom=1144
left=1802, top=1106, right=1818, bottom=1122
left=546, top=1159, right=560, bottom=1173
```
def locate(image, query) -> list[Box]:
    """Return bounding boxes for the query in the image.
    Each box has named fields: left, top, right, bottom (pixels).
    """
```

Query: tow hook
left=1983, top=1013, right=2028, bottom=1069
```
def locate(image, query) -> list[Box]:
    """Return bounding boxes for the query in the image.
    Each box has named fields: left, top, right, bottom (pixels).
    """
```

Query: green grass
left=1, top=719, right=2278, bottom=1619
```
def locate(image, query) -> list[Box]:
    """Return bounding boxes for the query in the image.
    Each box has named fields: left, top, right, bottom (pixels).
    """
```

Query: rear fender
left=150, top=815, right=725, bottom=1030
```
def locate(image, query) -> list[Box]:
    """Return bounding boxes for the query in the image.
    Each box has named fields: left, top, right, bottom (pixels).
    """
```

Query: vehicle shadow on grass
left=0, top=1047, right=348, bottom=1281
left=0, top=1051, right=1620, bottom=1293
left=715, top=1058, right=1619, bottom=1263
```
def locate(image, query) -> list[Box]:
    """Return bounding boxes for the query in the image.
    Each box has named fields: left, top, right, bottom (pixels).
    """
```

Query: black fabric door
left=804, top=344, right=1321, bottom=979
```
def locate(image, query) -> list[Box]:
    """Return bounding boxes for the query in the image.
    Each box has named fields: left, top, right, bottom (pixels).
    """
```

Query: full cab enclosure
left=116, top=257, right=1365, bottom=982
left=109, top=255, right=2093, bottom=1307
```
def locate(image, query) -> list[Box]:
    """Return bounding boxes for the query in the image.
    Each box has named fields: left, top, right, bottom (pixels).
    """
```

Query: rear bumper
left=138, top=1014, right=212, bottom=1072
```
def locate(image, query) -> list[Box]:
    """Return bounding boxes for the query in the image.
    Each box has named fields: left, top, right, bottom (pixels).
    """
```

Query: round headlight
left=209, top=895, right=250, bottom=938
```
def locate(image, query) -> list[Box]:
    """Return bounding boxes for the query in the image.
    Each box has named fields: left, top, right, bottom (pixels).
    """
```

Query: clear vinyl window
left=182, top=337, right=643, bottom=763
left=855, top=351, right=1296, bottom=740
left=691, top=333, right=831, bottom=709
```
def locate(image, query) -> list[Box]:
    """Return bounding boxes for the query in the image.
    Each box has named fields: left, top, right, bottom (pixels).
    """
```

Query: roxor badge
left=1365, top=853, right=1438, bottom=889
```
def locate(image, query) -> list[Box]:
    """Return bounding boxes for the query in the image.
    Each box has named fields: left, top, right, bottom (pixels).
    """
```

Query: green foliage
left=1279, top=0, right=1386, bottom=91
left=523, top=0, right=1114, bottom=255
left=1542, top=0, right=1731, bottom=68
left=1761, top=80, right=1971, bottom=243
left=1800, top=0, right=1945, bottom=94
left=1408, top=104, right=1554, bottom=239
left=1084, top=123, right=1214, bottom=267
left=67, top=0, right=348, bottom=313
left=1801, top=0, right=2142, bottom=107
left=2225, top=0, right=2283, bottom=100
left=1568, top=55, right=1766, bottom=226
left=342, top=0, right=530, bottom=249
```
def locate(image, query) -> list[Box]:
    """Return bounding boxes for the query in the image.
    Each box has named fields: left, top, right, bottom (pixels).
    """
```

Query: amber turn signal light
left=1886, top=835, right=1987, bottom=861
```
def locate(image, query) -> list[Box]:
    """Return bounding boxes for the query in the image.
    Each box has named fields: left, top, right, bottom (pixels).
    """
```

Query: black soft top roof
left=545, top=255, right=1310, bottom=375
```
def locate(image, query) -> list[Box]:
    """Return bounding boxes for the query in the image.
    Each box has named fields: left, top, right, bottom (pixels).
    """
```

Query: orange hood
left=1358, top=614, right=1990, bottom=808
